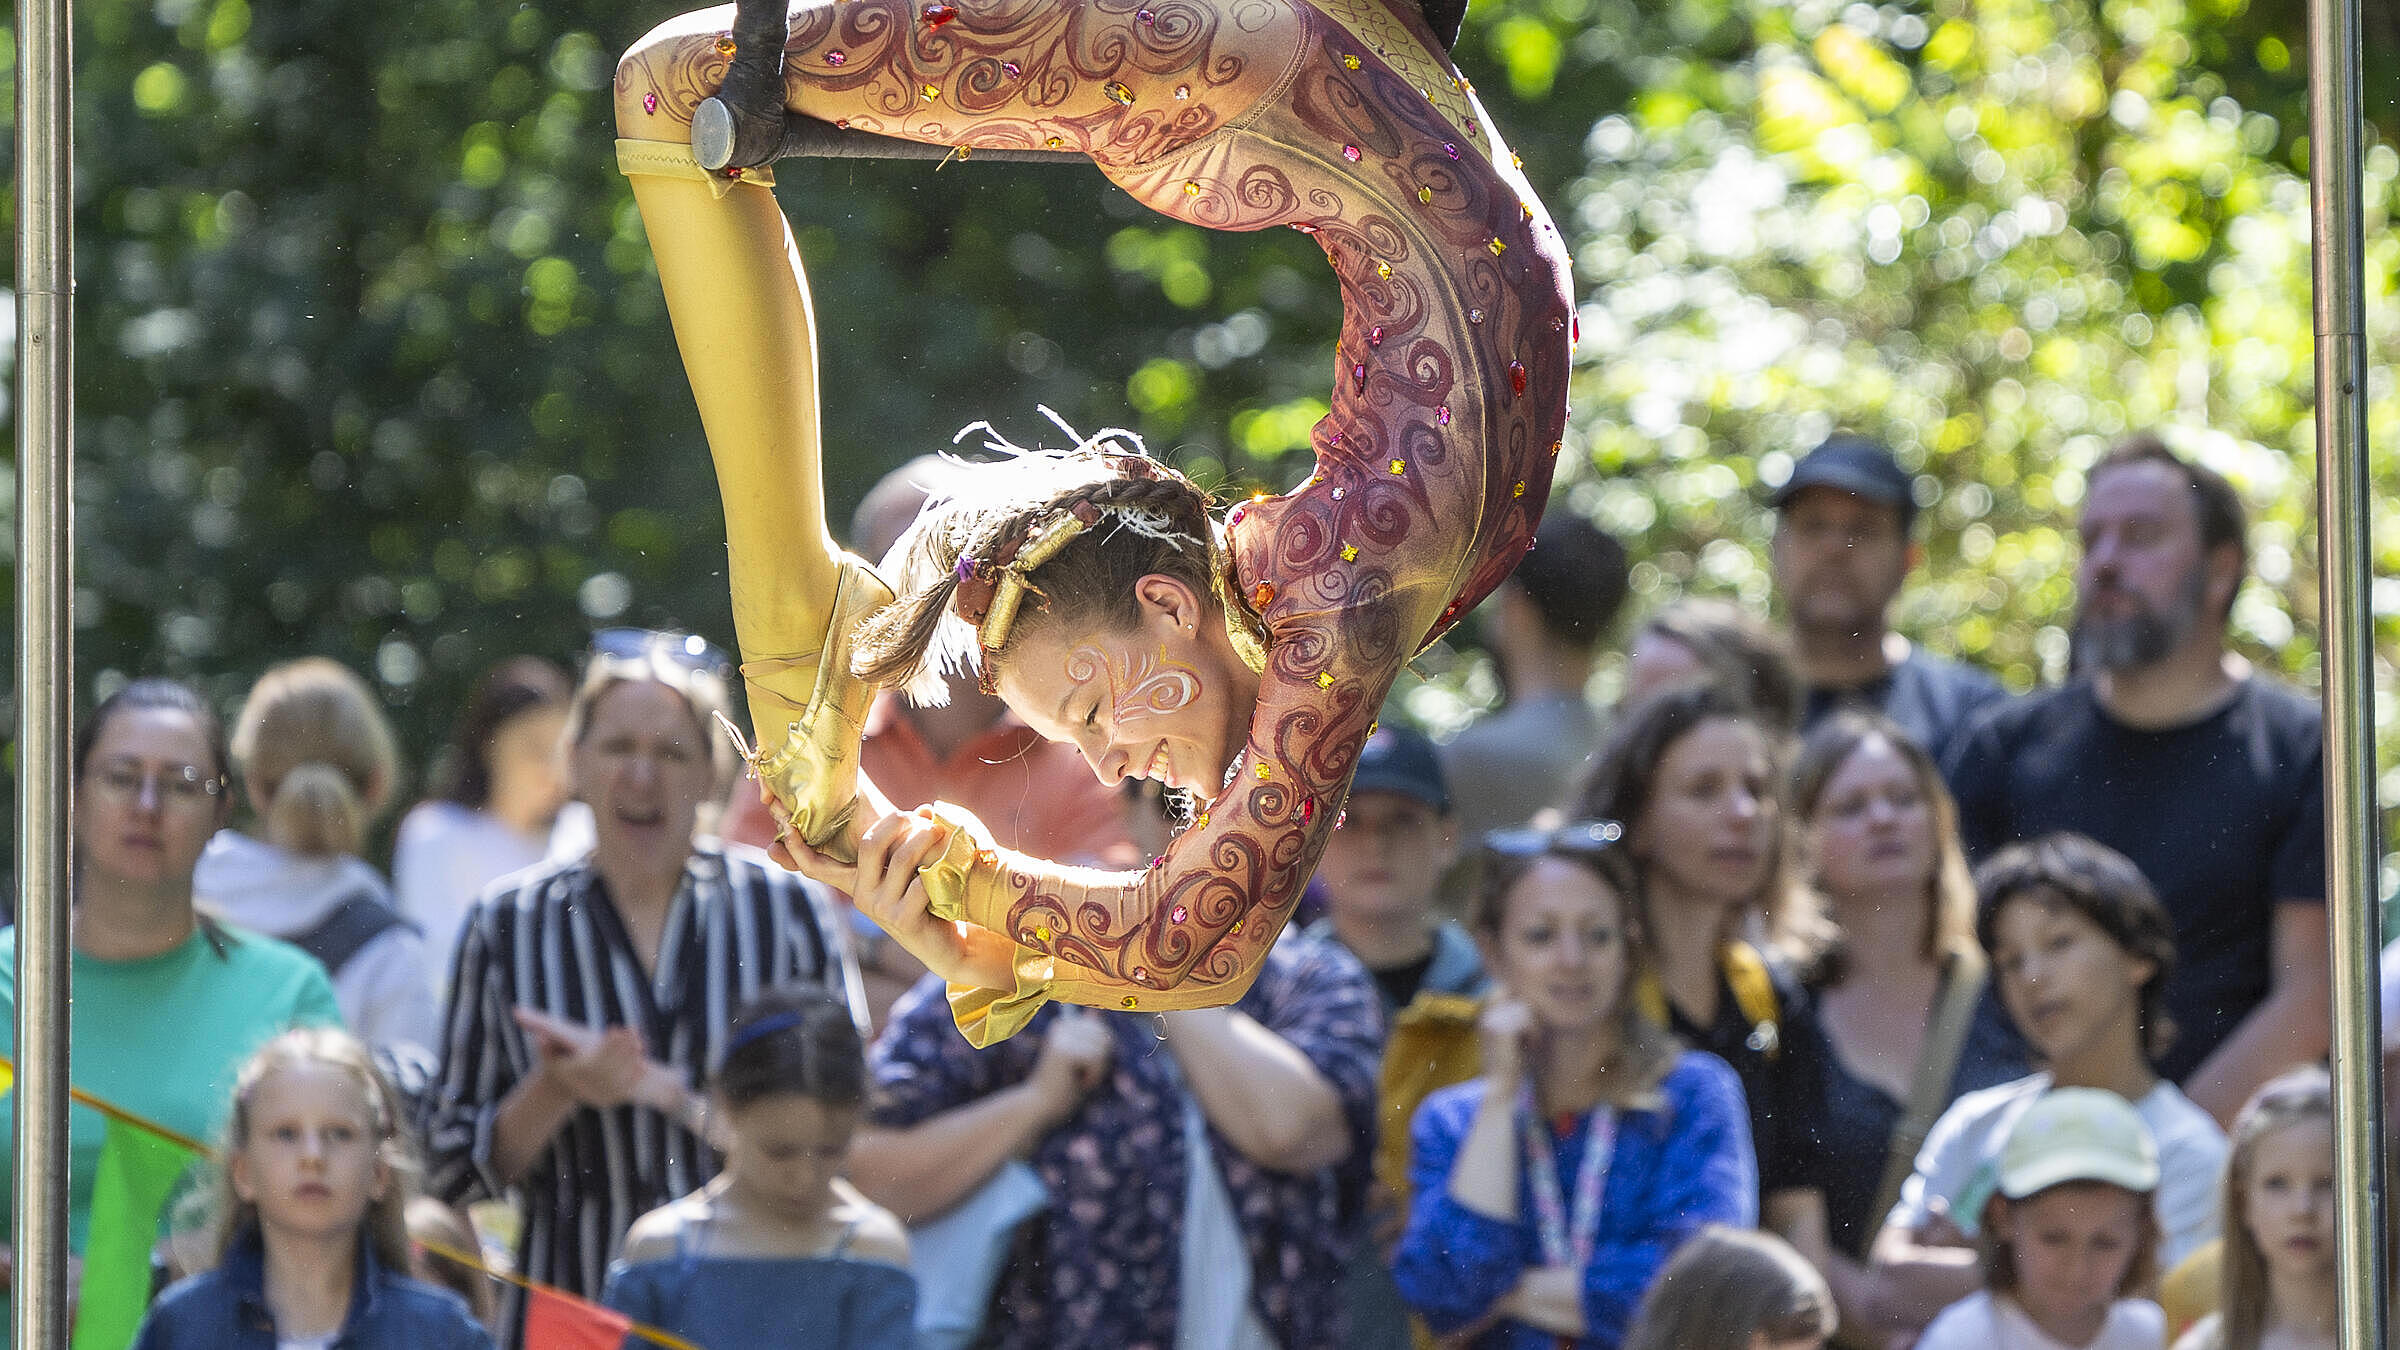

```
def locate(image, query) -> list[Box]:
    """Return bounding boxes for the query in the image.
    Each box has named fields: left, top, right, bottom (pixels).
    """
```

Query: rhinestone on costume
left=1511, top=152, right=1523, bottom=170
left=1465, top=119, right=1478, bottom=137
left=825, top=49, right=846, bottom=65
left=1171, top=905, right=1188, bottom=923
left=1335, top=809, right=1347, bottom=829
left=1175, top=84, right=1190, bottom=99
left=1255, top=763, right=1273, bottom=780
left=1226, top=502, right=1247, bottom=527
left=1137, top=6, right=1154, bottom=20
left=1552, top=315, right=1566, bottom=331
left=1184, top=180, right=1201, bottom=196
left=836, top=118, right=851, bottom=128
left=1231, top=920, right=1244, bottom=935
left=1045, top=135, right=1064, bottom=147
left=1002, top=59, right=1021, bottom=77
left=1103, top=80, right=1135, bottom=105
left=1340, top=544, right=1358, bottom=562
left=1436, top=405, right=1451, bottom=426
left=1550, top=439, right=1563, bottom=456
left=642, top=91, right=659, bottom=113
left=1512, top=480, right=1526, bottom=498
left=1197, top=811, right=1210, bottom=827
left=1328, top=431, right=1342, bottom=446
left=1316, top=671, right=1335, bottom=687
left=1369, top=325, right=1384, bottom=346
left=1330, top=486, right=1345, bottom=500
left=1444, top=142, right=1458, bottom=159
left=1418, top=186, right=1433, bottom=204
left=1252, top=581, right=1277, bottom=608
left=1388, top=458, right=1406, bottom=475
left=1341, top=143, right=1362, bottom=163
left=715, top=34, right=736, bottom=53
left=1122, top=995, right=1139, bottom=1008
left=921, top=82, right=940, bottom=101
left=1374, top=261, right=1393, bottom=280
left=1509, top=360, right=1527, bottom=395
left=1300, top=797, right=1317, bottom=822
left=922, top=1, right=959, bottom=26
left=1342, top=53, right=1360, bottom=69
left=1021, top=929, right=1037, bottom=942
left=1487, top=237, right=1507, bottom=256
left=1351, top=362, right=1366, bottom=393
left=725, top=166, right=744, bottom=179
left=1468, top=307, right=1485, bottom=324
left=1150, top=856, right=1165, bottom=868
left=1036, top=925, right=1052, bottom=941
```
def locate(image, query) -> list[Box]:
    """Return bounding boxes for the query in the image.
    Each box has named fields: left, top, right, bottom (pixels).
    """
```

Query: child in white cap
left=1915, top=1086, right=2168, bottom=1350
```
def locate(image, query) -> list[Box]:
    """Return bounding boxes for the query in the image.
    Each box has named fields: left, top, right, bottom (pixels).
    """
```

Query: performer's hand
left=784, top=807, right=967, bottom=979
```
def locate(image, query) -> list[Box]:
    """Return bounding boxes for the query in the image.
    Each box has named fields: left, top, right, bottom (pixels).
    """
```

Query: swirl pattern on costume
left=623, top=0, right=1570, bottom=1017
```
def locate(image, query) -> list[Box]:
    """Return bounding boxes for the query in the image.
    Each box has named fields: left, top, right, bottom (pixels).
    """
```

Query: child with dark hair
left=1870, top=834, right=2225, bottom=1338
left=1623, top=1226, right=1835, bottom=1350
left=603, top=986, right=915, bottom=1349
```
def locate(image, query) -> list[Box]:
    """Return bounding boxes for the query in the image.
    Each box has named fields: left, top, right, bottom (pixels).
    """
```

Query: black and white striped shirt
left=425, top=839, right=862, bottom=1337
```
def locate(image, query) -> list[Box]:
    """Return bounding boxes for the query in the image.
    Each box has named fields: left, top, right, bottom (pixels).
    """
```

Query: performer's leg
left=617, top=27, right=888, bottom=857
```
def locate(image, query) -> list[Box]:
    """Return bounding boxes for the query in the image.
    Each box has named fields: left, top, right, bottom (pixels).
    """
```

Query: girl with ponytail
left=196, top=658, right=440, bottom=1054
left=612, top=0, right=1575, bottom=1045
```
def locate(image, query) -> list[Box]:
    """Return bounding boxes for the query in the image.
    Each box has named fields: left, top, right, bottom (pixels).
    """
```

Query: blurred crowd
left=10, top=428, right=2369, bottom=1350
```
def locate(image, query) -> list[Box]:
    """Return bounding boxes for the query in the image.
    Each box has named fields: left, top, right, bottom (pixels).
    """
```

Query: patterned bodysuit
left=624, top=0, right=1571, bottom=1041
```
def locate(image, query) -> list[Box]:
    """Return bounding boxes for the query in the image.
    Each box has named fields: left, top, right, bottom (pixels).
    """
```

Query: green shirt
left=0, top=922, right=342, bottom=1258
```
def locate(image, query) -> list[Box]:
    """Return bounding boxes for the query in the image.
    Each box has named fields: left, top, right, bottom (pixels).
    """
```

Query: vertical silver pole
left=2306, top=0, right=2383, bottom=1338
left=12, top=0, right=74, bottom=1332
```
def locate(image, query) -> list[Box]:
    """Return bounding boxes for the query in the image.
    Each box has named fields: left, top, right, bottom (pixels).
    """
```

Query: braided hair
left=854, top=422, right=1220, bottom=705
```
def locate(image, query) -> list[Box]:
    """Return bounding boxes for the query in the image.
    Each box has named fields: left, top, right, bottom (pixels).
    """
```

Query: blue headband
left=722, top=1010, right=806, bottom=1060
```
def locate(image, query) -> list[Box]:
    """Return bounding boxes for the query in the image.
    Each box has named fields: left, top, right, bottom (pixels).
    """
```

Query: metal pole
left=13, top=0, right=74, bottom=1331
left=2306, top=0, right=2383, bottom=1337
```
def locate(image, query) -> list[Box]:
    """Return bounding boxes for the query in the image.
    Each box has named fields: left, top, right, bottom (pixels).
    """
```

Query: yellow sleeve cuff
left=918, top=801, right=1011, bottom=932
left=615, top=137, right=776, bottom=197
left=945, top=944, right=1058, bottom=1047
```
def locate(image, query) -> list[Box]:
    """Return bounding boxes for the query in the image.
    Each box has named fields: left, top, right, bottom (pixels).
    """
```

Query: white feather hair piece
left=873, top=408, right=1205, bottom=707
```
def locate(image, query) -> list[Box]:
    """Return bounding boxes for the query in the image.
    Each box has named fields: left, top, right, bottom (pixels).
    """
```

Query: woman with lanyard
left=1574, top=680, right=1838, bottom=1253
left=1393, top=822, right=1754, bottom=1349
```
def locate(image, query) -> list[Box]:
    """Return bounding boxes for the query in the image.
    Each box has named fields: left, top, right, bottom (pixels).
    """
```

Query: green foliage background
left=0, top=0, right=2395, bottom=865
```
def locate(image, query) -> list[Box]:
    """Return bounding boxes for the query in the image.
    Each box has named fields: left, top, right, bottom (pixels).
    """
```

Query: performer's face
left=997, top=576, right=1248, bottom=798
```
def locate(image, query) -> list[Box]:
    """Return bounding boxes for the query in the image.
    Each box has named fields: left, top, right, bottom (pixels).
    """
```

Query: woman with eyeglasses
left=1392, top=823, right=1754, bottom=1348
left=425, top=638, right=869, bottom=1346
left=1786, top=712, right=2026, bottom=1342
left=1573, top=681, right=1837, bottom=1277
left=611, top=0, right=1572, bottom=1047
left=0, top=679, right=343, bottom=1321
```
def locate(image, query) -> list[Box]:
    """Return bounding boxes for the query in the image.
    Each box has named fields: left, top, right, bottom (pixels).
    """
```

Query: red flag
left=523, top=1284, right=633, bottom=1350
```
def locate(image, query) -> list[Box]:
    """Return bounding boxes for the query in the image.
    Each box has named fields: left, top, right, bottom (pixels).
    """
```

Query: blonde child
left=1623, top=1226, right=1836, bottom=1350
left=2172, top=1069, right=2335, bottom=1350
left=1916, top=1087, right=2166, bottom=1350
left=603, top=986, right=914, bottom=1349
left=133, top=1028, right=492, bottom=1348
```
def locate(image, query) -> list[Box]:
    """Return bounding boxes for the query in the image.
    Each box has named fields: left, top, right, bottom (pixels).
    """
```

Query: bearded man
left=1945, top=434, right=2328, bottom=1124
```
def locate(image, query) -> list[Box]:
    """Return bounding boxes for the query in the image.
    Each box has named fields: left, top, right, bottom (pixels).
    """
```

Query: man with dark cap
left=1771, top=433, right=2004, bottom=765
left=1441, top=511, right=1630, bottom=838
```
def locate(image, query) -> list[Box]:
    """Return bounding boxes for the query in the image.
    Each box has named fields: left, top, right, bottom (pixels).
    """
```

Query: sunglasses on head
left=1481, top=818, right=1625, bottom=858
left=588, top=628, right=735, bottom=680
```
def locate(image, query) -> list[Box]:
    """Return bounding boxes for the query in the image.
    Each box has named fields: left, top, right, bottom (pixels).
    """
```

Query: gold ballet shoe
left=728, top=554, right=896, bottom=865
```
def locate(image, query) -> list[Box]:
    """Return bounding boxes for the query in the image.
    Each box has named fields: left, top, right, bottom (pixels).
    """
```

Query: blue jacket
left=131, top=1226, right=493, bottom=1350
left=1392, top=1051, right=1757, bottom=1350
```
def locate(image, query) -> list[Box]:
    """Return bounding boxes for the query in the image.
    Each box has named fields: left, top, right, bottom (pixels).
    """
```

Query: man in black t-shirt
left=1946, top=434, right=2327, bottom=1122
left=1770, top=434, right=2005, bottom=768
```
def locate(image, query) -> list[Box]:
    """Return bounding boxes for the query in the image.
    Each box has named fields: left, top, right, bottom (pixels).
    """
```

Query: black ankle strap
left=691, top=0, right=792, bottom=170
